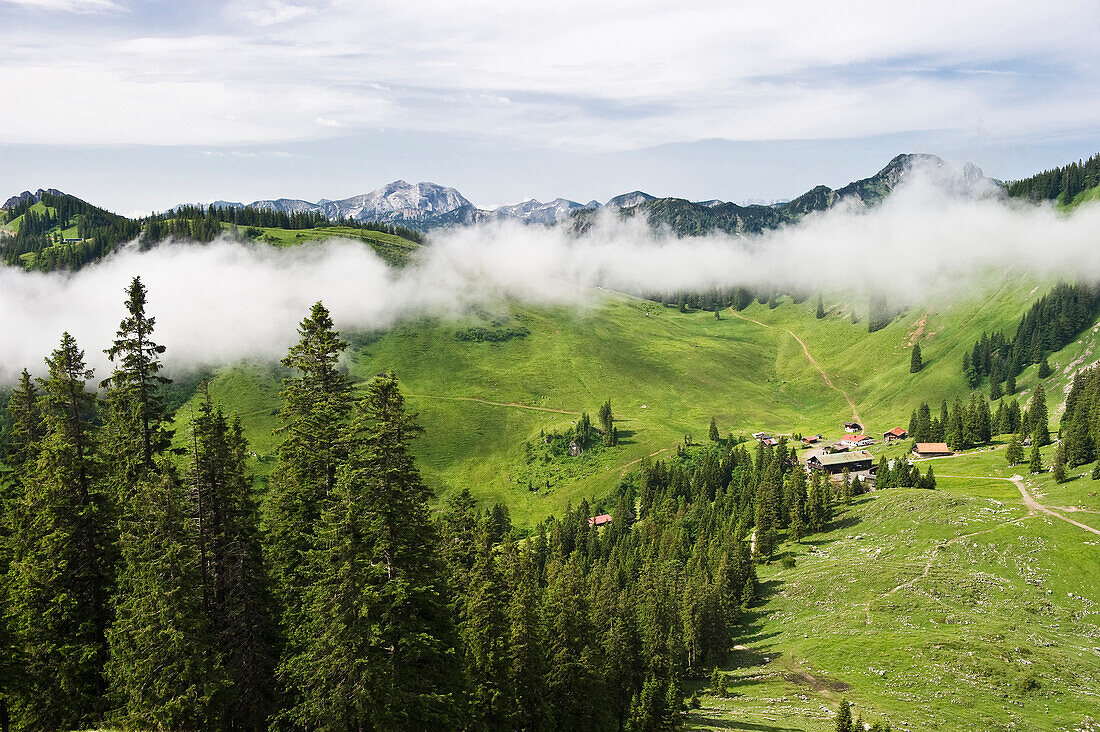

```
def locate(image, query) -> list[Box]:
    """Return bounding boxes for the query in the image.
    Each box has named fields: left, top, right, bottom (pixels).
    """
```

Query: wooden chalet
left=883, top=427, right=908, bottom=442
left=588, top=514, right=612, bottom=527
left=843, top=421, right=862, bottom=433
left=912, top=442, right=952, bottom=458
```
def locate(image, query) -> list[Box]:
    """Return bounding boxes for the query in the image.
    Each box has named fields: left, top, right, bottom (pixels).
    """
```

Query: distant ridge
left=2, top=188, right=65, bottom=210
left=174, top=154, right=993, bottom=234
left=572, top=153, right=996, bottom=236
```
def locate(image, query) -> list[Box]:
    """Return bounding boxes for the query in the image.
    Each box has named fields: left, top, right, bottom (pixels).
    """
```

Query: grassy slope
left=1, top=200, right=56, bottom=234
left=687, top=445, right=1100, bottom=731
left=178, top=268, right=1100, bottom=528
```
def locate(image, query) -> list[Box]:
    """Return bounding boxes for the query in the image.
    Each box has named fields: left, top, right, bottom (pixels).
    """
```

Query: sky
left=1, top=0, right=1099, bottom=214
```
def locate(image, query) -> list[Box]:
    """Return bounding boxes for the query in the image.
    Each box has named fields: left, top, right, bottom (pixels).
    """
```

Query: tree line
left=962, top=282, right=1098, bottom=391
left=1006, top=153, right=1100, bottom=204
left=147, top=204, right=426, bottom=245
left=908, top=386, right=1050, bottom=453
left=0, top=280, right=892, bottom=730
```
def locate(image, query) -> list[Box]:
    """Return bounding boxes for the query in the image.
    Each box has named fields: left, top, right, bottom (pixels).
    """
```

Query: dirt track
left=405, top=393, right=580, bottom=415
left=728, top=309, right=864, bottom=426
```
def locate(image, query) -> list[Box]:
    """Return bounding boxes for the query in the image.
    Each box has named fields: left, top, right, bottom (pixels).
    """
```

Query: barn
left=806, top=450, right=874, bottom=474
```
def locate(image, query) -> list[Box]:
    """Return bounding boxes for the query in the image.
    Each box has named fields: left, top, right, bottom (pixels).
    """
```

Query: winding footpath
left=932, top=473, right=1100, bottom=538
left=727, top=309, right=864, bottom=426
left=866, top=458, right=1100, bottom=625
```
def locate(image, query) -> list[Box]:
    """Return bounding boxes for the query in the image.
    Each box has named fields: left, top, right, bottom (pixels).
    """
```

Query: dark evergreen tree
left=188, top=394, right=277, bottom=729
left=836, top=699, right=853, bottom=732
left=283, top=375, right=460, bottom=729
left=505, top=547, right=551, bottom=731
left=910, top=343, right=922, bottom=373
left=1029, top=439, right=1043, bottom=474
left=3, top=370, right=41, bottom=476
left=100, top=276, right=173, bottom=483
left=598, top=400, right=613, bottom=436
left=6, top=333, right=112, bottom=729
left=1052, top=442, right=1067, bottom=483
left=816, top=294, right=825, bottom=319
left=708, top=417, right=720, bottom=442
left=266, top=302, right=354, bottom=624
left=460, top=521, right=513, bottom=730
left=1006, top=434, right=1024, bottom=466
left=1031, top=384, right=1050, bottom=446
left=105, top=468, right=226, bottom=728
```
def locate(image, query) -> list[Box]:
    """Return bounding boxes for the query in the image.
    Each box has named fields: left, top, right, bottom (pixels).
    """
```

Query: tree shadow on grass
left=614, top=428, right=637, bottom=445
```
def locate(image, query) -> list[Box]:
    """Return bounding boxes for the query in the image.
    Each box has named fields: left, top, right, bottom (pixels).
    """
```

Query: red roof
left=914, top=442, right=950, bottom=453
left=588, top=514, right=612, bottom=527
left=842, top=435, right=870, bottom=442
left=885, top=427, right=907, bottom=437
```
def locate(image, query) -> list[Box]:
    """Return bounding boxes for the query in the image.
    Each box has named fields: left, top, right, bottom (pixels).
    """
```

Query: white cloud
left=3, top=174, right=1100, bottom=382
left=0, top=0, right=1097, bottom=147
left=2, top=0, right=121, bottom=12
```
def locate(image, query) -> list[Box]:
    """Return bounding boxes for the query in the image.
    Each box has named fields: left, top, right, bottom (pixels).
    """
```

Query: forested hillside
left=0, top=191, right=140, bottom=270
left=1006, top=153, right=1100, bottom=205
left=0, top=279, right=861, bottom=731
left=0, top=195, right=423, bottom=272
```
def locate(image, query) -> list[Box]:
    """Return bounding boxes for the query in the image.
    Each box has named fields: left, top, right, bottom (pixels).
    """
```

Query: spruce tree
left=1030, top=384, right=1050, bottom=446
left=188, top=394, right=277, bottom=728
left=1, top=372, right=39, bottom=732
left=910, top=343, right=922, bottom=373
left=505, top=548, right=551, bottom=731
left=283, top=374, right=460, bottom=729
left=3, top=370, right=42, bottom=477
left=836, top=699, right=853, bottom=732
left=1006, top=434, right=1024, bottom=466
left=598, top=400, right=613, bottom=436
left=990, top=379, right=1003, bottom=400
left=7, top=333, right=112, bottom=729
left=543, top=554, right=606, bottom=729
left=105, top=468, right=226, bottom=728
left=816, top=294, right=826, bottom=319
left=1029, top=439, right=1043, bottom=474
left=266, top=302, right=354, bottom=621
left=708, top=417, right=720, bottom=442
left=460, top=521, right=513, bottom=730
left=1006, top=372, right=1016, bottom=395
left=1053, top=442, right=1067, bottom=483
left=100, top=276, right=173, bottom=482
left=1092, top=461, right=1100, bottom=480
left=1038, top=356, right=1052, bottom=379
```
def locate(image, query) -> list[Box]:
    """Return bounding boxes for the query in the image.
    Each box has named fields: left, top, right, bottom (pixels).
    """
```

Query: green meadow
left=686, top=446, right=1100, bottom=731
left=180, top=268, right=1090, bottom=527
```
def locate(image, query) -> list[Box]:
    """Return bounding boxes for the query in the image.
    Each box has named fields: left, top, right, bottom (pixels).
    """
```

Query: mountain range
left=196, top=182, right=669, bottom=230
left=5, top=153, right=994, bottom=238
left=174, top=153, right=989, bottom=233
